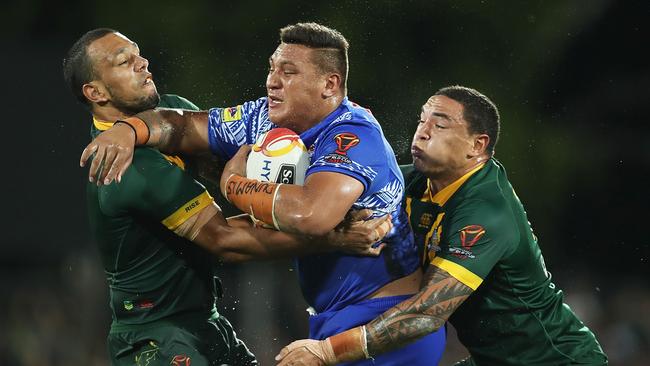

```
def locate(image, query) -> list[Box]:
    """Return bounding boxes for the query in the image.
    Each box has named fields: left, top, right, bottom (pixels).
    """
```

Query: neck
left=427, top=157, right=488, bottom=196
left=91, top=105, right=133, bottom=122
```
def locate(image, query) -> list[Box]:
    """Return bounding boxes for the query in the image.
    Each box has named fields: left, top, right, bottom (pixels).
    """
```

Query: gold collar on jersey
left=424, top=162, right=486, bottom=206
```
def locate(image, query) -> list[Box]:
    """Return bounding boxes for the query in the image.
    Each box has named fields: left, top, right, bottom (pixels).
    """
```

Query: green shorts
left=108, top=313, right=256, bottom=366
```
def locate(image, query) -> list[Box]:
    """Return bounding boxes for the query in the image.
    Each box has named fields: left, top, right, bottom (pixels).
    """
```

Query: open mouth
left=268, top=95, right=284, bottom=107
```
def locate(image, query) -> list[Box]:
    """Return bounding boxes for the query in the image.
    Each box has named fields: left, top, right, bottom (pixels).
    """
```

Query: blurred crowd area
left=1, top=251, right=648, bottom=365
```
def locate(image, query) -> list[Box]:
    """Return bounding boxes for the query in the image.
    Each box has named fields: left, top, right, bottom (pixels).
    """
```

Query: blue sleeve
left=307, top=122, right=382, bottom=193
left=206, top=97, right=272, bottom=159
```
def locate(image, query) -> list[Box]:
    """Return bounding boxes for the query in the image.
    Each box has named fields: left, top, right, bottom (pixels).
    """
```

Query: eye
left=435, top=124, right=446, bottom=129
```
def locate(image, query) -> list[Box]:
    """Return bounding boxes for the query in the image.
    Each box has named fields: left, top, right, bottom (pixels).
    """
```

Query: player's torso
left=208, top=98, right=418, bottom=313
left=404, top=161, right=605, bottom=364
left=87, top=95, right=217, bottom=325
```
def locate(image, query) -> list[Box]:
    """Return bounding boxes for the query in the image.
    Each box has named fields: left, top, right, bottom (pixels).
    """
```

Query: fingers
left=346, top=208, right=373, bottom=222
left=368, top=243, right=386, bottom=256
left=374, top=216, right=393, bottom=240
left=116, top=154, right=133, bottom=183
left=99, top=146, right=119, bottom=185
left=80, top=144, right=98, bottom=167
left=88, top=145, right=106, bottom=184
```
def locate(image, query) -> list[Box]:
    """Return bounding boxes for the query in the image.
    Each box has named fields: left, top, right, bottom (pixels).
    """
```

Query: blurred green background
left=1, top=0, right=648, bottom=365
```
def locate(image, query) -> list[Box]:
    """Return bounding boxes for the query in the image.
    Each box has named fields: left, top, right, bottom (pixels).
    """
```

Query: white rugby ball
left=246, top=128, right=310, bottom=185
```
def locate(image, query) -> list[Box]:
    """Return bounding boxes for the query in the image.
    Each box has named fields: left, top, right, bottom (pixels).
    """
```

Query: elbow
left=283, top=208, right=335, bottom=237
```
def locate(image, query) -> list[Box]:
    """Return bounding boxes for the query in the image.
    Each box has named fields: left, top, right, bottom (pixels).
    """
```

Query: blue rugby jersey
left=207, top=97, right=418, bottom=313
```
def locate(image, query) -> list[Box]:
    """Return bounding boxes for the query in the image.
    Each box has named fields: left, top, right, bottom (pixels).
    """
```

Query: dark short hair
left=435, top=85, right=501, bottom=155
left=63, top=28, right=116, bottom=106
left=279, top=22, right=349, bottom=93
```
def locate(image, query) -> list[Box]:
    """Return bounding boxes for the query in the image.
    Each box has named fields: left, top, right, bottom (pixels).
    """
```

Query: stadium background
left=2, top=0, right=648, bottom=364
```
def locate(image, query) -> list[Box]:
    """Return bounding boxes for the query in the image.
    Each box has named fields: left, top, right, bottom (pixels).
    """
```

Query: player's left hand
left=220, top=144, right=252, bottom=196
left=275, top=339, right=333, bottom=366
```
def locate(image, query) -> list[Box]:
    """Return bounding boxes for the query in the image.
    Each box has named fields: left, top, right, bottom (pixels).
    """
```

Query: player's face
left=411, top=95, right=477, bottom=178
left=87, top=32, right=159, bottom=114
left=266, top=43, right=328, bottom=131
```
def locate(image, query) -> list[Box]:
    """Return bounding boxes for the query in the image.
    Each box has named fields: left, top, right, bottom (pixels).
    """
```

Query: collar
left=423, top=163, right=486, bottom=206
left=93, top=116, right=115, bottom=131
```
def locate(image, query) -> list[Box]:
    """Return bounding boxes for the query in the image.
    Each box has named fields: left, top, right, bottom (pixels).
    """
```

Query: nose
left=414, top=121, right=431, bottom=141
left=266, top=69, right=280, bottom=90
left=135, top=55, right=149, bottom=72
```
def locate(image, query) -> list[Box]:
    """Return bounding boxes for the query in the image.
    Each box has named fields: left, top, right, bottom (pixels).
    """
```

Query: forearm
left=208, top=224, right=330, bottom=262
left=364, top=268, right=472, bottom=355
left=135, top=108, right=210, bottom=155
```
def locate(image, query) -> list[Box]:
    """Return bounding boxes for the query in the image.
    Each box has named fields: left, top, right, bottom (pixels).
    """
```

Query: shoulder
left=158, top=94, right=200, bottom=111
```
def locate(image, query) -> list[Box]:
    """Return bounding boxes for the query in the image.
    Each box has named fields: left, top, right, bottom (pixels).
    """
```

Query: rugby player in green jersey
left=63, top=28, right=390, bottom=366
left=276, top=86, right=608, bottom=366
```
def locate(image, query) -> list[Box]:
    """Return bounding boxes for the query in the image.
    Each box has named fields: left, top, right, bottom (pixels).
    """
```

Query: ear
left=82, top=81, right=109, bottom=105
left=322, top=73, right=342, bottom=98
left=468, top=134, right=490, bottom=158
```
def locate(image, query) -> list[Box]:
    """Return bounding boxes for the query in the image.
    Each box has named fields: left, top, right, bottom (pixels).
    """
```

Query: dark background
left=1, top=0, right=648, bottom=365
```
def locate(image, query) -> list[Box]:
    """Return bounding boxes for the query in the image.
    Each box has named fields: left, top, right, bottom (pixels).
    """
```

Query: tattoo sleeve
left=365, top=265, right=474, bottom=356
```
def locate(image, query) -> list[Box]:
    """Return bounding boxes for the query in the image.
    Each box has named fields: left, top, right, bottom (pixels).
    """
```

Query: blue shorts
left=309, top=295, right=446, bottom=366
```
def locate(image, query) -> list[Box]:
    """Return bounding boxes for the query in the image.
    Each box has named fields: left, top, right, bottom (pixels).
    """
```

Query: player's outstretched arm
left=80, top=108, right=210, bottom=185
left=177, top=203, right=390, bottom=261
left=275, top=265, right=473, bottom=366
left=220, top=145, right=365, bottom=237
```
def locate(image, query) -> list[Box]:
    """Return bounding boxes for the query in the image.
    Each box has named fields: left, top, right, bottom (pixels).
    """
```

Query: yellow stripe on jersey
left=431, top=257, right=483, bottom=290
left=162, top=191, right=214, bottom=230
left=162, top=154, right=186, bottom=170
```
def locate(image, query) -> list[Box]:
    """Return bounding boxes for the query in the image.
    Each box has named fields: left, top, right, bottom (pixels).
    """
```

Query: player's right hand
left=327, top=209, right=392, bottom=256
left=80, top=123, right=136, bottom=185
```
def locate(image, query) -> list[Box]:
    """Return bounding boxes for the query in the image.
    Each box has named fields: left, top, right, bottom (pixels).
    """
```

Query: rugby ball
left=246, top=128, right=310, bottom=185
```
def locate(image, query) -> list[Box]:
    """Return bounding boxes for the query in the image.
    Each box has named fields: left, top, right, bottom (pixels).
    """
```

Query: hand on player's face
left=326, top=209, right=392, bottom=256
left=80, top=123, right=136, bottom=185
left=220, top=144, right=252, bottom=196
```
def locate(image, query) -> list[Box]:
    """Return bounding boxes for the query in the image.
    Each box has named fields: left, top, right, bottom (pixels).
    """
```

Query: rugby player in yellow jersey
left=276, top=86, right=608, bottom=366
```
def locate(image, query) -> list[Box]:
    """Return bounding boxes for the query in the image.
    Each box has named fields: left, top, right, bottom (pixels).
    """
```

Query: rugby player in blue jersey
left=81, top=23, right=446, bottom=365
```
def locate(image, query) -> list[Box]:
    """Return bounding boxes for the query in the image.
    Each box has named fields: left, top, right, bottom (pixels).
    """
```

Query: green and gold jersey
left=402, top=159, right=607, bottom=365
left=88, top=95, right=219, bottom=328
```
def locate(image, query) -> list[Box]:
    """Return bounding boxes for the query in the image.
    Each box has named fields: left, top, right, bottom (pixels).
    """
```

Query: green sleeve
left=432, top=198, right=518, bottom=290
left=97, top=148, right=213, bottom=230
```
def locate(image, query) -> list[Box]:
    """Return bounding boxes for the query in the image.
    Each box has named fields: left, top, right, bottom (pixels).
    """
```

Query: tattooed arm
left=365, top=265, right=473, bottom=354
left=275, top=265, right=473, bottom=365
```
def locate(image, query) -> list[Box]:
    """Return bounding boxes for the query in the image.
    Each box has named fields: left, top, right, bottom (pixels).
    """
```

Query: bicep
left=275, top=171, right=364, bottom=235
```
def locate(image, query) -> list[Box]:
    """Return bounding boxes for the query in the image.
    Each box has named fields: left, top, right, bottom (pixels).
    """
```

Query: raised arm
left=80, top=108, right=210, bottom=185
left=275, top=265, right=473, bottom=365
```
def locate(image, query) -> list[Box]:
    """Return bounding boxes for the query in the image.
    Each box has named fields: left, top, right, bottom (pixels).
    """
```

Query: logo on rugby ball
left=247, top=128, right=310, bottom=185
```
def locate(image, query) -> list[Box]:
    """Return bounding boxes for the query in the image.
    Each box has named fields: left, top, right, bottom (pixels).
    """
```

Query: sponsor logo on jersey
left=323, top=153, right=352, bottom=164
left=171, top=354, right=191, bottom=366
left=334, top=132, right=360, bottom=155
left=223, top=105, right=242, bottom=122
left=123, top=300, right=134, bottom=311
left=449, top=224, right=485, bottom=259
